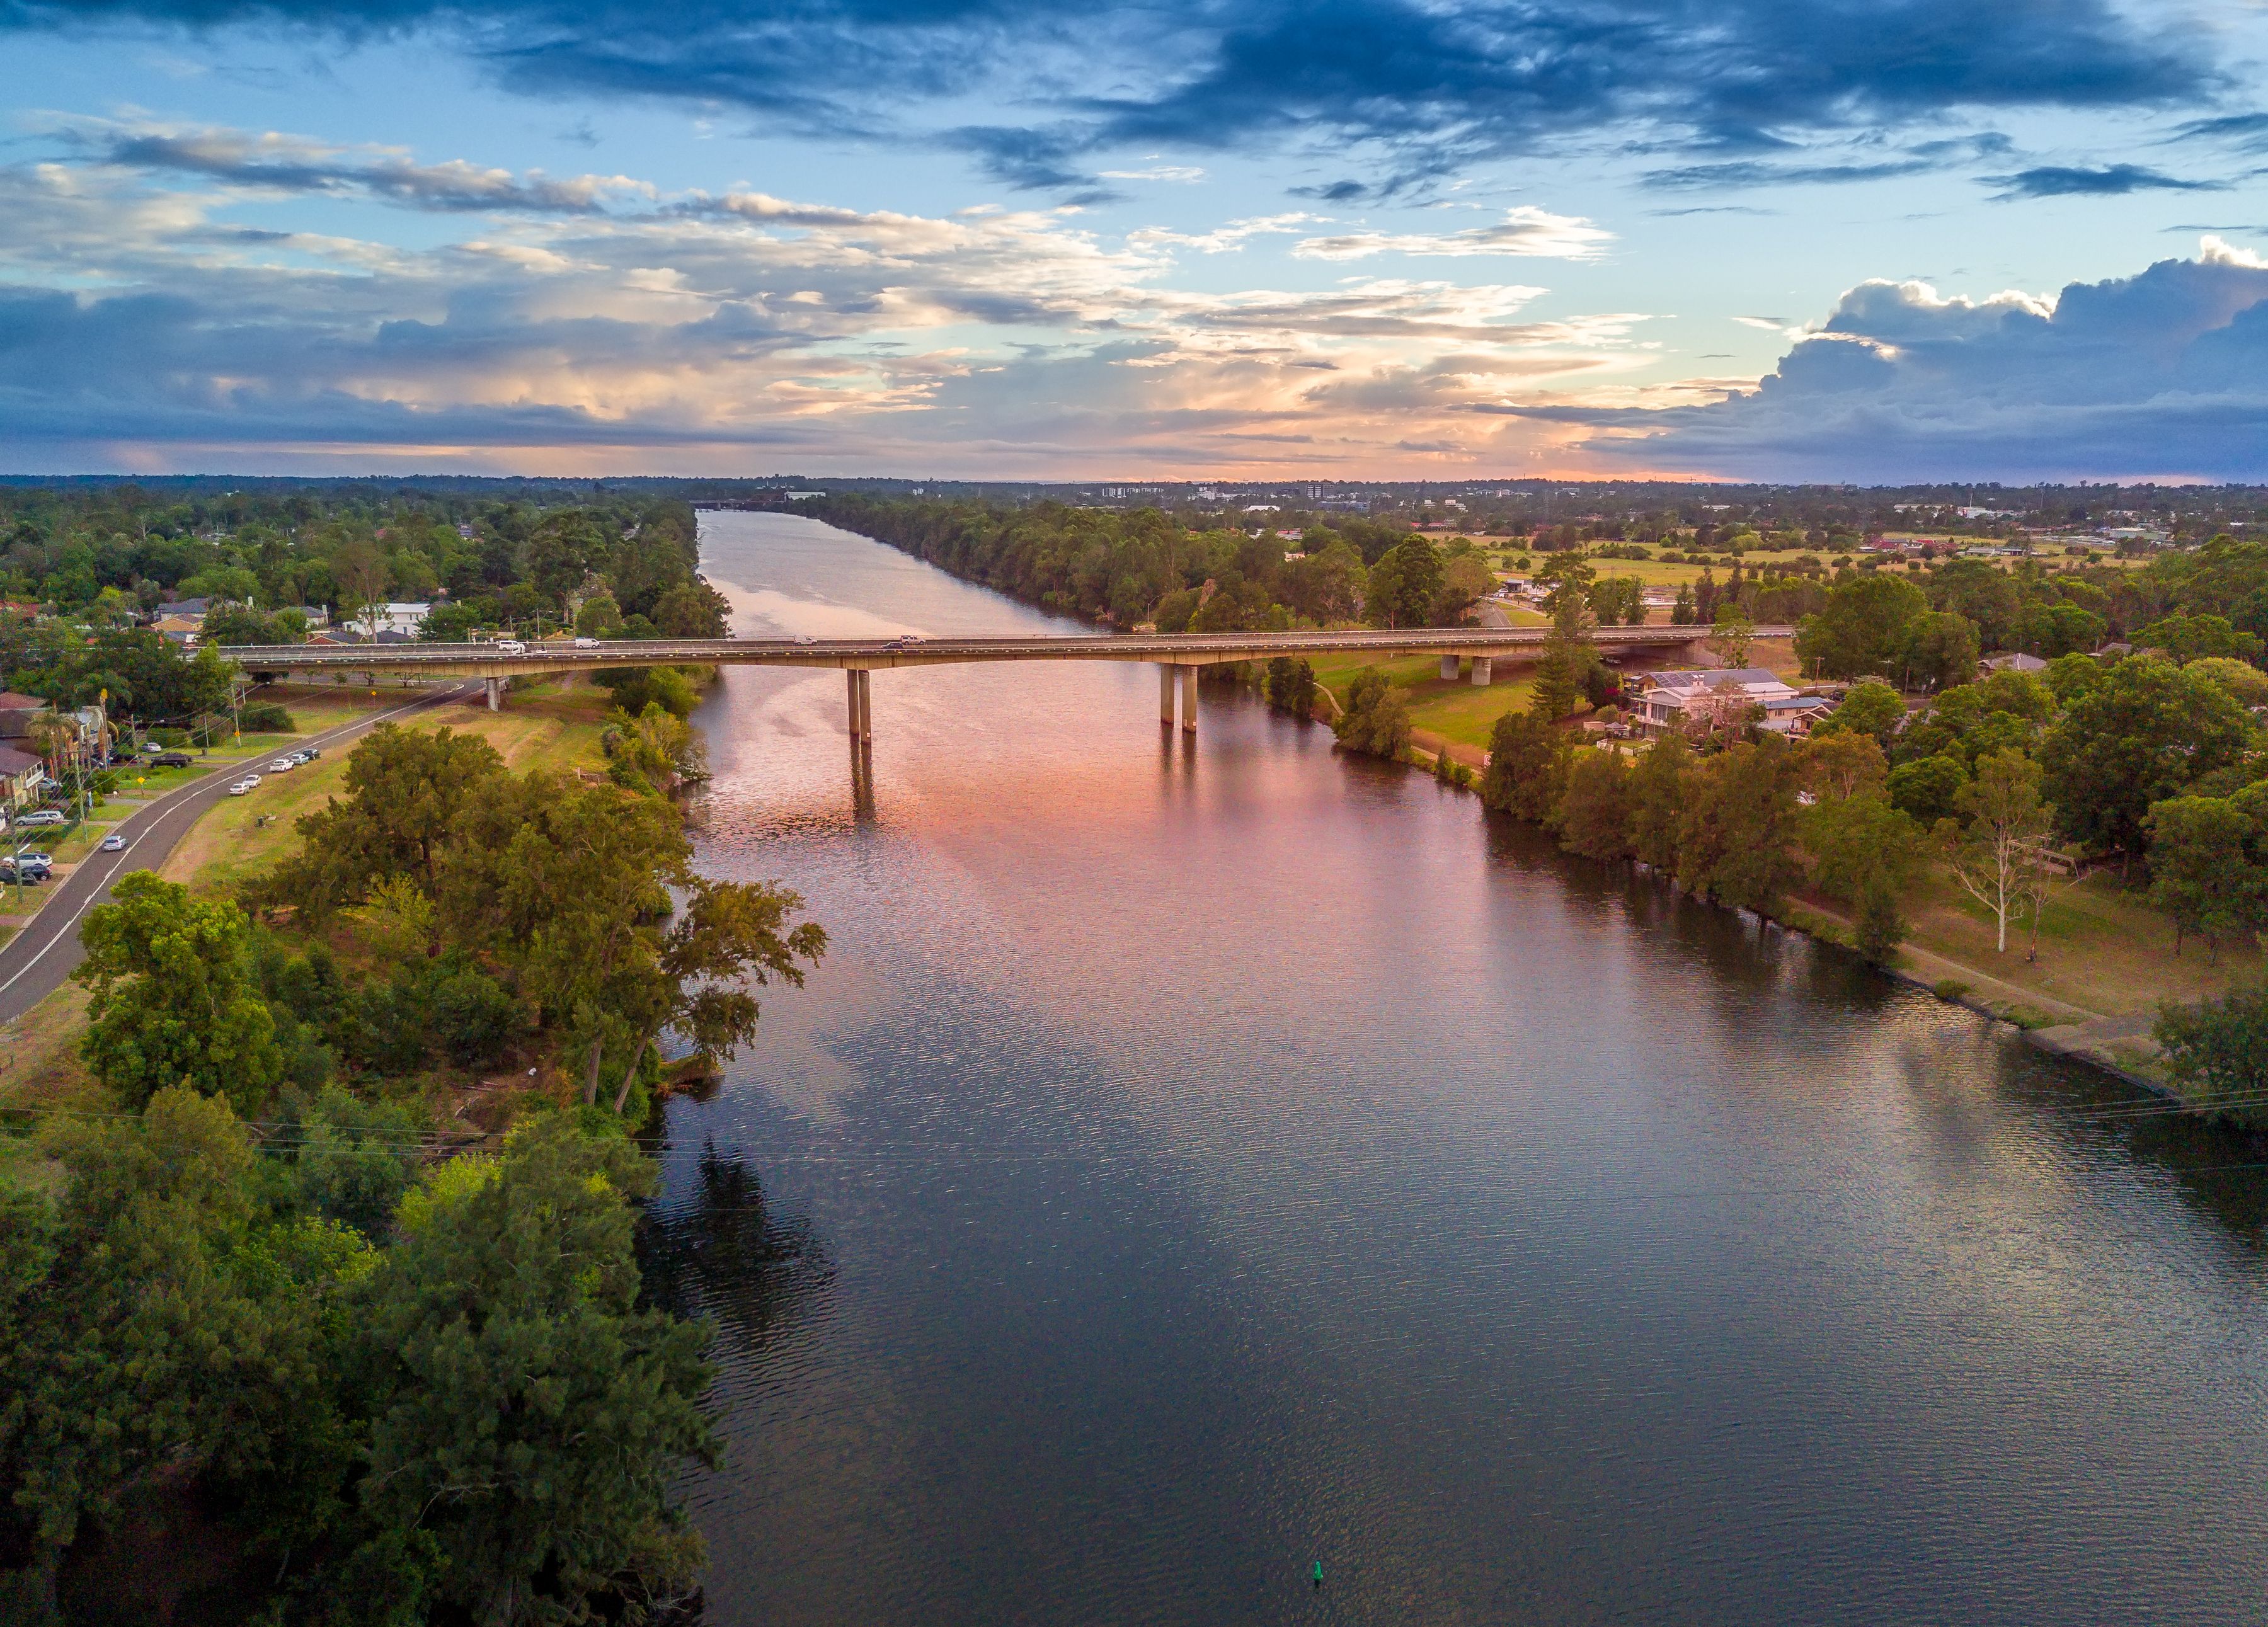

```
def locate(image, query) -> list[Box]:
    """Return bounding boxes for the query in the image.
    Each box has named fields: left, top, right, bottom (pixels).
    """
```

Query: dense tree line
left=0, top=488, right=728, bottom=727
left=1, top=714, right=821, bottom=1621
left=805, top=496, right=1493, bottom=631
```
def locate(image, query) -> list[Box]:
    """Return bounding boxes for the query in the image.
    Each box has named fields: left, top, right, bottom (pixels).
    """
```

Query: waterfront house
left=1632, top=668, right=1833, bottom=736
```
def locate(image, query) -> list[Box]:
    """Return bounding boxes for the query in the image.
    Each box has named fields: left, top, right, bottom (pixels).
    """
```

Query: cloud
left=0, top=0, right=2214, bottom=194
left=1289, top=207, right=1610, bottom=261
left=1983, top=163, right=2222, bottom=199
left=0, top=137, right=1659, bottom=472
left=1097, top=165, right=1205, bottom=183
left=1538, top=238, right=2268, bottom=479
left=51, top=118, right=651, bottom=212
left=1641, top=158, right=1939, bottom=191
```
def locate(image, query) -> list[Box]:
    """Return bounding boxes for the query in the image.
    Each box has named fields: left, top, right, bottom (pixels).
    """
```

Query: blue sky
left=4, top=0, right=2268, bottom=479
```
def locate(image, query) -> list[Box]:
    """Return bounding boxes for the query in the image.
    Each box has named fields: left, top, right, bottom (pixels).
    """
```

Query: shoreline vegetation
left=1, top=489, right=820, bottom=1624
left=810, top=494, right=2268, bottom=1124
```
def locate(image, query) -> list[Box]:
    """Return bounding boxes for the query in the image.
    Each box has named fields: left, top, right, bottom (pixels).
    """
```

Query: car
left=100, top=834, right=128, bottom=852
left=881, top=637, right=908, bottom=651
left=900, top=633, right=927, bottom=645
left=13, top=809, right=66, bottom=828
left=11, top=854, right=52, bottom=877
left=0, top=863, right=40, bottom=885
left=495, top=639, right=527, bottom=654
left=228, top=780, right=255, bottom=796
left=149, top=751, right=193, bottom=769
left=573, top=636, right=600, bottom=648
left=793, top=634, right=818, bottom=646
left=299, top=745, right=321, bottom=760
left=268, top=757, right=297, bottom=772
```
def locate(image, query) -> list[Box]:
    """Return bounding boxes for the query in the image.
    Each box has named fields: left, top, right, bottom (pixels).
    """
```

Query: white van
left=495, top=639, right=527, bottom=654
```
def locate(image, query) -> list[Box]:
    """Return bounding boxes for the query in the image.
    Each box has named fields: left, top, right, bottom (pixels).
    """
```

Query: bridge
left=219, top=624, right=1788, bottom=736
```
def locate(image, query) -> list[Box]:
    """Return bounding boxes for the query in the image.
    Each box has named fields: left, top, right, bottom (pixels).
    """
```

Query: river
left=643, top=511, right=2268, bottom=1626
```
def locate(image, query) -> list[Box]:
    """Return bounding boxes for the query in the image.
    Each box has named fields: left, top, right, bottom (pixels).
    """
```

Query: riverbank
left=0, top=674, right=624, bottom=1197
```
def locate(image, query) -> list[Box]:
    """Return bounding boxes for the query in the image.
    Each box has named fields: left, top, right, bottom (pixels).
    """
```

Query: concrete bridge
left=220, top=624, right=1787, bottom=736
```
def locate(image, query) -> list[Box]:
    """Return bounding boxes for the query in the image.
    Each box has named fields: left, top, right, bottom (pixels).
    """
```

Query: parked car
left=150, top=751, right=193, bottom=768
left=13, top=809, right=66, bottom=828
left=0, top=862, right=41, bottom=884
left=11, top=853, right=52, bottom=877
left=238, top=773, right=261, bottom=788
left=299, top=745, right=321, bottom=760
left=495, top=639, right=527, bottom=654
left=100, top=833, right=128, bottom=852
left=228, top=780, right=256, bottom=796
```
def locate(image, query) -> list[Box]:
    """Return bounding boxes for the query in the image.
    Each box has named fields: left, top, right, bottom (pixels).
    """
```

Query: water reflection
left=640, top=1141, right=833, bottom=1362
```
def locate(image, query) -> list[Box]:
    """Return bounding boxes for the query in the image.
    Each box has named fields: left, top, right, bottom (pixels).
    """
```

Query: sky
left=4, top=0, right=2268, bottom=481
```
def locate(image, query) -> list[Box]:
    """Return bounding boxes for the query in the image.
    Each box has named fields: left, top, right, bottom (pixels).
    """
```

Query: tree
left=1887, top=753, right=1969, bottom=826
left=1945, top=748, right=2056, bottom=952
left=1892, top=610, right=1980, bottom=691
left=2184, top=655, right=2268, bottom=709
left=1809, top=680, right=1903, bottom=756
left=1435, top=554, right=1496, bottom=625
left=1805, top=792, right=1922, bottom=930
left=1530, top=585, right=1596, bottom=722
left=74, top=874, right=284, bottom=1110
left=354, top=1117, right=716, bottom=1623
left=335, top=540, right=391, bottom=637
left=1670, top=582, right=1696, bottom=625
left=1706, top=604, right=1755, bottom=668
left=2156, top=983, right=2268, bottom=1116
left=2133, top=612, right=2265, bottom=665
left=259, top=724, right=507, bottom=922
left=2145, top=795, right=2264, bottom=959
left=1481, top=709, right=1569, bottom=823
left=1361, top=537, right=1443, bottom=628
left=1794, top=573, right=1928, bottom=678
left=2041, top=657, right=2255, bottom=868
left=573, top=590, right=624, bottom=638
left=1265, top=656, right=1317, bottom=716
left=1796, top=729, right=1887, bottom=801
left=1331, top=668, right=1412, bottom=759
left=1675, top=736, right=1803, bottom=908
left=1625, top=734, right=1691, bottom=867
left=292, top=1086, right=427, bottom=1238
left=651, top=580, right=728, bottom=638
left=1556, top=747, right=1633, bottom=859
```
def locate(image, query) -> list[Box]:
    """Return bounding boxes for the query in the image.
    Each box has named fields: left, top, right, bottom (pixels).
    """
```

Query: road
left=0, top=682, right=476, bottom=1027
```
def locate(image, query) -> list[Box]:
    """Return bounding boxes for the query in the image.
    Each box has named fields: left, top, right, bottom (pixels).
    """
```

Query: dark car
left=150, top=751, right=193, bottom=768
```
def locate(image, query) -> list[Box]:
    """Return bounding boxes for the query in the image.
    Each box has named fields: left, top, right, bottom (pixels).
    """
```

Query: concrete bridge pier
left=1160, top=663, right=1177, bottom=726
left=846, top=668, right=873, bottom=740
left=1178, top=664, right=1198, bottom=733
left=484, top=676, right=503, bottom=711
left=1439, top=654, right=1460, bottom=682
left=1470, top=656, right=1493, bottom=686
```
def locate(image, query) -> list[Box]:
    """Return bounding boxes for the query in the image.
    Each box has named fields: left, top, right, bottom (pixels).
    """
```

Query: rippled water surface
left=648, top=512, right=2268, bottom=1626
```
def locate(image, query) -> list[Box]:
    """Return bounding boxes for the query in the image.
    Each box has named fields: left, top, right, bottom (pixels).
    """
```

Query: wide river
left=646, top=511, right=2268, bottom=1626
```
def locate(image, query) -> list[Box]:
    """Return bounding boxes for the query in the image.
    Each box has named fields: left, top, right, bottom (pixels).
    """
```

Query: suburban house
left=151, top=597, right=210, bottom=644
left=0, top=743, right=42, bottom=810
left=1632, top=668, right=1835, bottom=736
left=364, top=602, right=431, bottom=637
left=0, top=691, right=46, bottom=740
left=1983, top=652, right=2049, bottom=675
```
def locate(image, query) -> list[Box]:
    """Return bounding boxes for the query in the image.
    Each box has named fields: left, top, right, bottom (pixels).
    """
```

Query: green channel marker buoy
left=1312, top=1561, right=1324, bottom=1587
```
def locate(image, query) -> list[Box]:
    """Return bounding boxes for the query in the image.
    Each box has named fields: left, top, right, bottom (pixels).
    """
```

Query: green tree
left=1706, top=604, right=1755, bottom=668
left=2145, top=795, right=2264, bottom=959
left=1556, top=748, right=1633, bottom=859
left=1331, top=669, right=1412, bottom=759
left=1816, top=680, right=1905, bottom=749
left=1794, top=573, right=1928, bottom=679
left=1625, top=734, right=1692, bottom=867
left=1362, top=537, right=1443, bottom=628
left=2041, top=657, right=2255, bottom=868
left=1806, top=792, right=1922, bottom=921
left=1887, top=753, right=1969, bottom=826
left=1670, top=582, right=1697, bottom=625
left=574, top=590, right=624, bottom=637
left=2133, top=612, right=2265, bottom=665
left=2184, top=655, right=2268, bottom=709
left=293, top=1087, right=427, bottom=1238
left=1892, top=609, right=1981, bottom=691
left=1530, top=586, right=1596, bottom=722
left=1480, top=709, right=1568, bottom=823
left=1796, top=729, right=1887, bottom=801
left=2156, top=983, right=2268, bottom=1117
left=74, top=874, right=284, bottom=1110
left=1946, top=748, right=2056, bottom=953
left=2042, top=651, right=2105, bottom=703
left=353, top=1117, right=716, bottom=1624
left=1675, top=737, right=1803, bottom=908
left=1264, top=656, right=1317, bottom=716
left=260, top=724, right=507, bottom=922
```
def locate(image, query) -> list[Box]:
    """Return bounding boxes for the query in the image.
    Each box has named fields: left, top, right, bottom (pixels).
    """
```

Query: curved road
left=0, top=682, right=475, bottom=1027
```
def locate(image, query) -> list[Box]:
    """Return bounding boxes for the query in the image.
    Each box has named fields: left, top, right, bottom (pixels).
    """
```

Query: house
left=365, top=602, right=431, bottom=637
left=292, top=605, right=331, bottom=629
left=1983, top=652, right=2049, bottom=675
left=0, top=691, right=46, bottom=740
left=0, top=744, right=40, bottom=810
left=1632, top=668, right=1833, bottom=736
left=151, top=597, right=210, bottom=642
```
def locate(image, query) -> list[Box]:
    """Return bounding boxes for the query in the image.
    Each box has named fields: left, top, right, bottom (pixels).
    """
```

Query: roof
left=0, top=692, right=43, bottom=711
left=1644, top=668, right=1787, bottom=690
left=156, top=598, right=210, bottom=615
left=1985, top=653, right=2049, bottom=672
left=0, top=744, right=40, bottom=775
left=381, top=602, right=432, bottom=614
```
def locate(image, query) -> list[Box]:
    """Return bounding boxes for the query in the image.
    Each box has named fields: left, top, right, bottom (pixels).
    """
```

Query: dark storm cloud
left=0, top=0, right=2213, bottom=191
left=1984, top=163, right=2221, bottom=199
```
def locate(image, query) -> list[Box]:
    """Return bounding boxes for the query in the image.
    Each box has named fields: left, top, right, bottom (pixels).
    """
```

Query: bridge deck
left=222, top=625, right=1787, bottom=676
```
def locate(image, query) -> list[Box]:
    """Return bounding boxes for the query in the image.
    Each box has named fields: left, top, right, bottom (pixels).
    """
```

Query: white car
left=100, top=834, right=127, bottom=852
left=495, top=639, right=527, bottom=654
left=13, top=809, right=66, bottom=828
left=229, top=780, right=255, bottom=796
left=268, top=757, right=297, bottom=772
left=573, top=636, right=599, bottom=648
left=793, top=634, right=818, bottom=646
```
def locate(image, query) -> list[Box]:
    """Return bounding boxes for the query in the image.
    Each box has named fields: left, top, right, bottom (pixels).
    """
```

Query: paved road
left=0, top=682, right=475, bottom=1027
left=220, top=624, right=1787, bottom=679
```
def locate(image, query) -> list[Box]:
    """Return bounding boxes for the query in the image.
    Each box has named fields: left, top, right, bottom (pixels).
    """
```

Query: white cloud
left=1291, top=207, right=1613, bottom=262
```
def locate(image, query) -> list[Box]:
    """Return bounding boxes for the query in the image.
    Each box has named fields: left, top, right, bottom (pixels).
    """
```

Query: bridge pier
left=1178, top=664, right=1198, bottom=733
left=484, top=676, right=503, bottom=711
left=1470, top=656, right=1493, bottom=686
left=846, top=668, right=873, bottom=740
left=1439, top=654, right=1460, bottom=682
left=1160, top=663, right=1176, bottom=726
